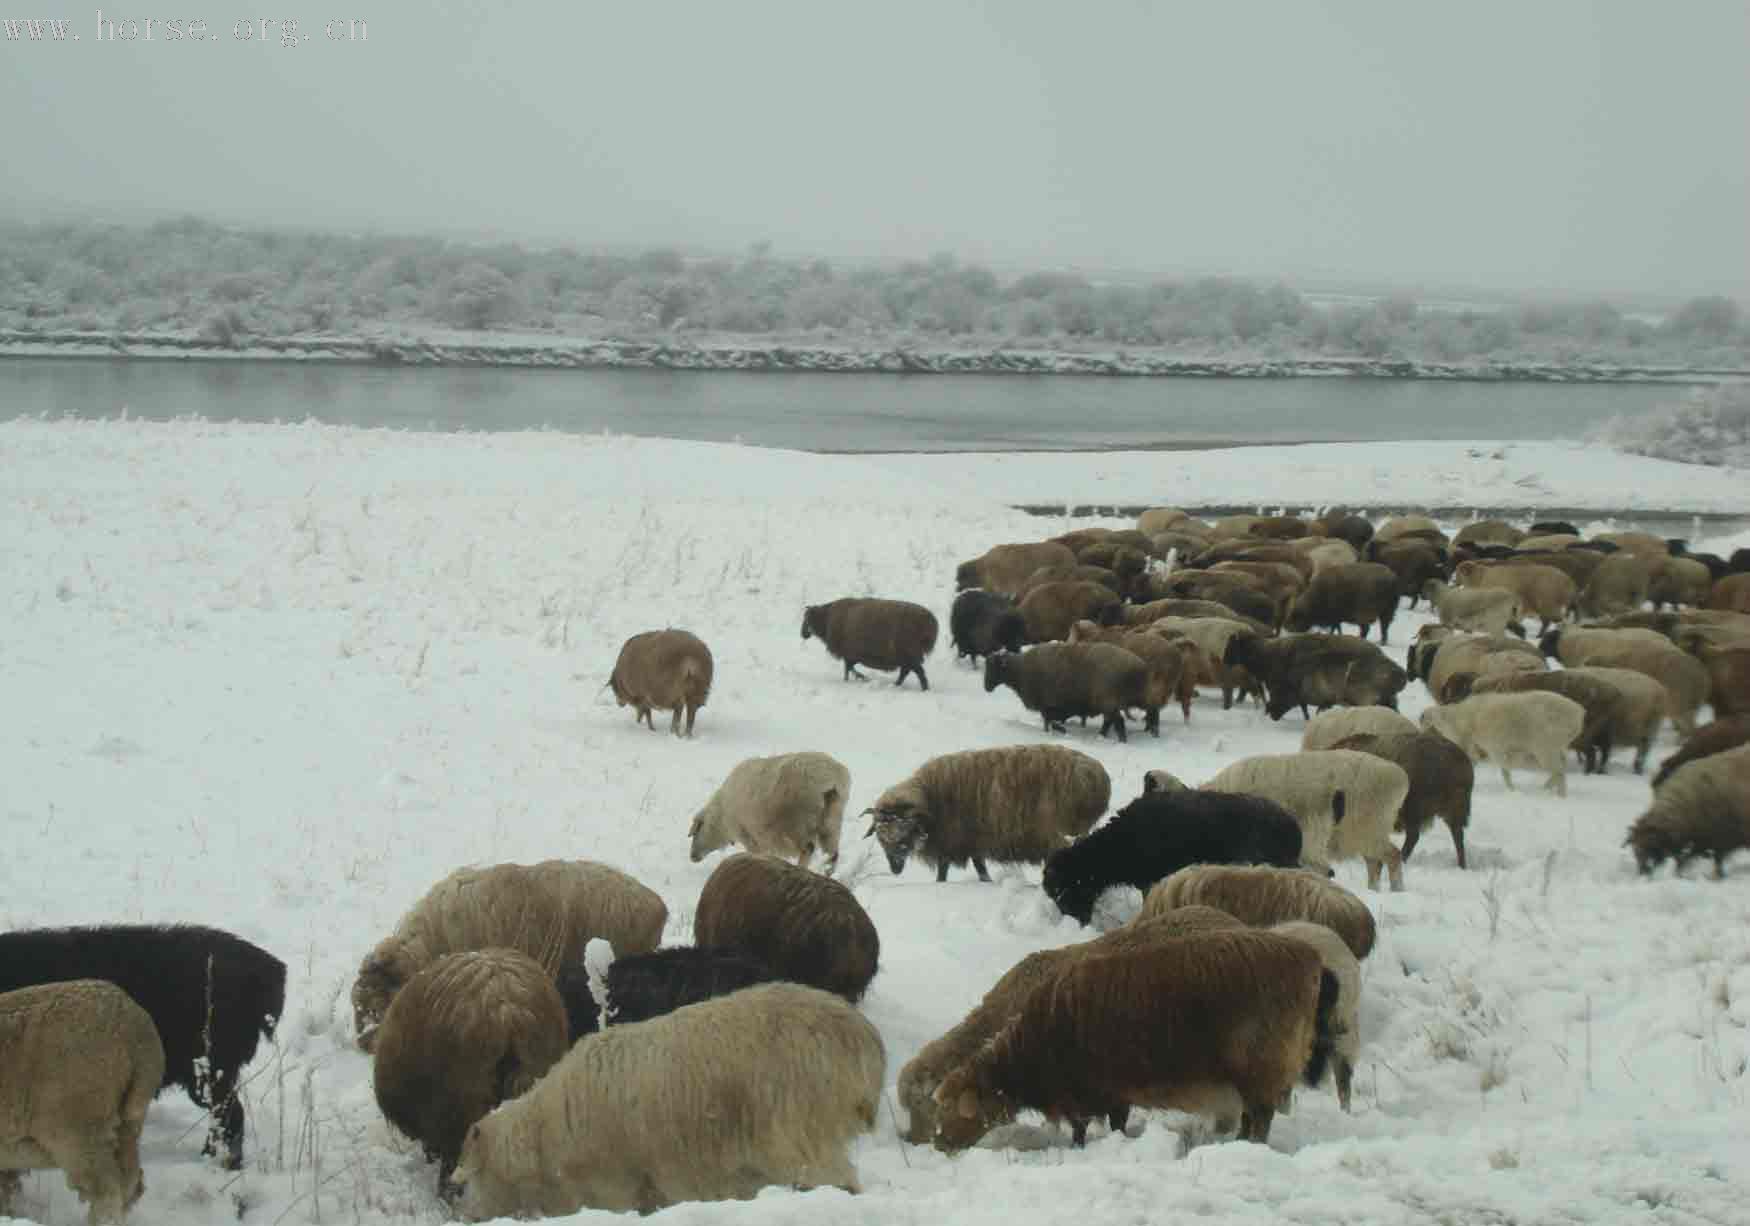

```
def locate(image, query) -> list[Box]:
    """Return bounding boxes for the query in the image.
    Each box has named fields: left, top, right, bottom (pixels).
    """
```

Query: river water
left=0, top=357, right=1695, bottom=452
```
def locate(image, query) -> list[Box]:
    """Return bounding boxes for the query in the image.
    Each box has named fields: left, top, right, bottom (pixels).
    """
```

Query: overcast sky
left=6, top=0, right=1746, bottom=297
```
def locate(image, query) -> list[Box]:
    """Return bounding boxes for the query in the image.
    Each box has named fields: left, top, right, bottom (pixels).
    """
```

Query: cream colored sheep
left=688, top=751, right=851, bottom=874
left=1419, top=691, right=1586, bottom=797
left=1136, top=507, right=1190, bottom=536
left=353, top=859, right=668, bottom=1049
left=1141, top=864, right=1378, bottom=960
left=0, top=980, right=164, bottom=1226
left=1421, top=579, right=1524, bottom=636
left=1300, top=706, right=1419, bottom=752
left=1201, top=750, right=1410, bottom=891
left=1270, top=921, right=1361, bottom=1112
left=452, top=983, right=884, bottom=1218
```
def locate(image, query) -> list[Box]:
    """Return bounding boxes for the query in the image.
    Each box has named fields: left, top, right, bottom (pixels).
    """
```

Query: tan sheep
left=1574, top=552, right=1653, bottom=620
left=371, top=949, right=569, bottom=1196
left=956, top=542, right=1078, bottom=598
left=1136, top=507, right=1190, bottom=536
left=1706, top=573, right=1750, bottom=614
left=1141, top=863, right=1378, bottom=960
left=1420, top=691, right=1586, bottom=796
left=607, top=628, right=714, bottom=737
left=1647, top=555, right=1713, bottom=609
left=1300, top=706, right=1419, bottom=752
left=0, top=980, right=164, bottom=1226
left=1454, top=559, right=1576, bottom=631
left=1539, top=626, right=1710, bottom=736
left=1375, top=514, right=1443, bottom=544
left=687, top=751, right=851, bottom=874
left=452, top=983, right=884, bottom=1218
left=1420, top=578, right=1525, bottom=636
left=352, top=859, right=667, bottom=1050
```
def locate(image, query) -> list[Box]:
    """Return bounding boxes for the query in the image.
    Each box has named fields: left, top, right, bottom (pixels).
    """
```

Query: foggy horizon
left=6, top=0, right=1747, bottom=302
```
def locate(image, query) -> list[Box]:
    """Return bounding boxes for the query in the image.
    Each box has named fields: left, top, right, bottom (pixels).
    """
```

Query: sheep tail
left=1302, top=968, right=1341, bottom=1088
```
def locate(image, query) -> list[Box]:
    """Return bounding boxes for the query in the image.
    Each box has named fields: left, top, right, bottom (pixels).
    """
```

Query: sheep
left=1074, top=542, right=1150, bottom=585
left=956, top=542, right=1078, bottom=598
left=687, top=751, right=851, bottom=874
left=371, top=949, right=569, bottom=1197
left=1410, top=629, right=1545, bottom=702
left=1247, top=514, right=1314, bottom=540
left=948, top=589, right=1027, bottom=664
left=931, top=931, right=1338, bottom=1150
left=1050, top=527, right=1115, bottom=554
left=1653, top=717, right=1750, bottom=789
left=866, top=744, right=1111, bottom=882
left=607, top=628, right=713, bottom=737
left=897, top=907, right=1246, bottom=1145
left=1018, top=580, right=1123, bottom=643
left=1421, top=578, right=1526, bottom=636
left=1303, top=539, right=1362, bottom=574
left=1454, top=519, right=1524, bottom=548
left=692, top=853, right=879, bottom=1001
left=554, top=945, right=782, bottom=1041
left=1119, top=596, right=1271, bottom=635
left=1624, top=744, right=1750, bottom=878
left=1141, top=863, right=1378, bottom=959
left=1136, top=507, right=1190, bottom=536
left=1267, top=921, right=1362, bottom=1111
left=1539, top=625, right=1710, bottom=736
left=982, top=642, right=1152, bottom=742
left=1192, top=541, right=1314, bottom=578
left=1202, top=749, right=1410, bottom=890
left=1013, top=563, right=1123, bottom=602
left=1527, top=520, right=1580, bottom=538
left=1329, top=731, right=1474, bottom=868
left=1224, top=632, right=1408, bottom=721
left=1066, top=620, right=1193, bottom=733
left=1317, top=512, right=1375, bottom=551
left=1375, top=514, right=1443, bottom=544
left=1300, top=706, right=1419, bottom=752
left=1160, top=570, right=1281, bottom=626
left=1284, top=561, right=1401, bottom=642
left=0, top=981, right=163, bottom=1226
left=1596, top=531, right=1669, bottom=559
left=353, top=860, right=667, bottom=1050
left=0, top=925, right=285, bottom=1170
left=1707, top=573, right=1750, bottom=614
left=1465, top=666, right=1664, bottom=775
left=1366, top=539, right=1447, bottom=608
left=1152, top=615, right=1265, bottom=709
left=1142, top=768, right=1189, bottom=793
left=1687, top=641, right=1750, bottom=720
left=1454, top=559, right=1576, bottom=631
left=1512, top=546, right=1606, bottom=591
left=1042, top=788, right=1304, bottom=925
left=452, top=983, right=884, bottom=1218
left=1419, top=691, right=1586, bottom=797
left=1574, top=552, right=1653, bottom=620
left=801, top=597, right=939, bottom=690
left=1648, top=555, right=1714, bottom=609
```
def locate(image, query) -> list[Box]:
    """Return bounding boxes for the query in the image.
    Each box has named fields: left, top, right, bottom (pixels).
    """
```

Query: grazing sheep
left=1539, top=626, right=1709, bottom=736
left=931, top=931, right=1337, bottom=1150
left=1454, top=519, right=1525, bottom=549
left=1419, top=691, right=1586, bottom=797
left=949, top=589, right=1027, bottom=664
left=1225, top=632, right=1408, bottom=721
left=1455, top=560, right=1576, bottom=631
left=554, top=945, right=782, bottom=1041
left=1706, top=573, right=1750, bottom=614
left=1648, top=555, right=1714, bottom=609
left=1192, top=541, right=1314, bottom=578
left=1268, top=921, right=1362, bottom=1111
left=0, top=981, right=163, bottom=1226
left=692, top=854, right=879, bottom=1001
left=1465, top=666, right=1663, bottom=775
left=1575, top=553, right=1653, bottom=620
left=608, top=628, right=714, bottom=737
left=1042, top=789, right=1304, bottom=925
left=1653, top=717, right=1750, bottom=790
left=801, top=597, right=939, bottom=690
left=0, top=925, right=285, bottom=1170
left=1018, top=580, right=1123, bottom=643
left=1687, top=642, right=1750, bottom=720
left=1066, top=620, right=1193, bottom=733
left=866, top=744, right=1110, bottom=882
left=1366, top=539, right=1447, bottom=608
left=1624, top=745, right=1750, bottom=878
left=1153, top=615, right=1265, bottom=709
left=353, top=860, right=667, bottom=1050
left=1284, top=562, right=1401, bottom=642
left=1163, top=570, right=1282, bottom=627
left=983, top=643, right=1151, bottom=742
left=687, top=751, right=851, bottom=874
left=1421, top=579, right=1525, bottom=636
left=1330, top=732, right=1474, bottom=868
left=897, top=907, right=1245, bottom=1145
left=1409, top=629, right=1545, bottom=702
left=1075, top=543, right=1150, bottom=585
left=956, top=542, right=1078, bottom=597
left=1300, top=706, right=1419, bottom=752
left=1141, top=863, right=1378, bottom=960
left=452, top=983, right=884, bottom=1218
left=1203, top=750, right=1410, bottom=890
left=372, top=949, right=569, bottom=1196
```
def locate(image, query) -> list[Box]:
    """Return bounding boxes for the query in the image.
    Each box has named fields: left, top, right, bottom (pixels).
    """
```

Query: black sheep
left=1042, top=790, right=1304, bottom=925
left=1528, top=520, right=1580, bottom=537
left=949, top=589, right=1027, bottom=664
left=0, top=923, right=286, bottom=1169
left=554, top=946, right=782, bottom=1042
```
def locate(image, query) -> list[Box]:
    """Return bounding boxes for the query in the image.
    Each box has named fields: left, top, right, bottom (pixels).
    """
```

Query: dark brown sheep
left=1247, top=515, right=1314, bottom=540
left=1625, top=745, right=1750, bottom=878
left=1690, top=643, right=1750, bottom=719
left=1159, top=571, right=1279, bottom=627
left=956, top=542, right=1078, bottom=597
left=1318, top=512, right=1376, bottom=552
left=1653, top=717, right=1750, bottom=789
left=802, top=597, right=939, bottom=690
left=1067, top=620, right=1194, bottom=733
left=1366, top=539, right=1447, bottom=609
left=1225, top=632, right=1407, bottom=721
left=1285, top=562, right=1401, bottom=642
left=1017, top=580, right=1123, bottom=643
left=692, top=853, right=880, bottom=1001
left=1330, top=731, right=1474, bottom=867
left=1706, top=573, right=1750, bottom=613
left=983, top=642, right=1152, bottom=742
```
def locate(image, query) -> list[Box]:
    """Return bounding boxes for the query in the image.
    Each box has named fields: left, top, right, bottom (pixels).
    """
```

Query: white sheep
left=452, top=982, right=885, bottom=1218
left=1270, top=921, right=1362, bottom=1112
left=0, top=980, right=165, bottom=1226
left=1421, top=579, right=1524, bottom=636
left=1300, top=706, right=1419, bottom=752
left=687, top=751, right=851, bottom=874
left=1419, top=691, right=1587, bottom=797
left=1202, top=750, right=1410, bottom=891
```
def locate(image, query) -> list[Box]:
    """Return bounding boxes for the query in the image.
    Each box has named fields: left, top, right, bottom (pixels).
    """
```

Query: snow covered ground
left=3, top=418, right=1747, bottom=1226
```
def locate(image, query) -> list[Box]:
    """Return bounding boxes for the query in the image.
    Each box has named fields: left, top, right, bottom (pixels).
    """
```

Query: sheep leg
left=1068, top=1118, right=1091, bottom=1147
left=1145, top=707, right=1161, bottom=737
left=1399, top=820, right=1423, bottom=862
left=1383, top=844, right=1405, bottom=891
left=936, top=862, right=951, bottom=883
left=1498, top=765, right=1516, bottom=791
left=843, top=661, right=869, bottom=682
left=972, top=856, right=992, bottom=883
left=894, top=665, right=912, bottom=688
left=1544, top=758, right=1567, bottom=798
left=61, top=1139, right=128, bottom=1226
left=1334, top=1058, right=1354, bottom=1113
left=202, top=1085, right=246, bottom=1171
left=1108, top=1106, right=1132, bottom=1136
left=911, top=664, right=931, bottom=691
left=1631, top=739, right=1650, bottom=775
left=1364, top=857, right=1382, bottom=890
left=1714, top=853, right=1728, bottom=880
left=1237, top=1103, right=1275, bottom=1143
left=1448, top=819, right=1467, bottom=870
left=669, top=706, right=683, bottom=736
left=0, top=1171, right=18, bottom=1217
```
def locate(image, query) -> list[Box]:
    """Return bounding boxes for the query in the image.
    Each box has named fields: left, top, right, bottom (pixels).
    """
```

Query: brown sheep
left=1330, top=731, right=1474, bottom=868
left=608, top=628, right=714, bottom=737
left=1705, top=573, right=1750, bottom=614
left=1136, top=507, right=1190, bottom=537
left=1455, top=560, right=1576, bottom=631
left=1653, top=716, right=1750, bottom=789
left=983, top=642, right=1152, bottom=742
left=1017, top=580, right=1123, bottom=644
left=1648, top=555, right=1714, bottom=609
left=1466, top=666, right=1663, bottom=775
left=1454, top=519, right=1525, bottom=548
left=1284, top=562, right=1401, bottom=642
left=801, top=597, right=939, bottom=690
left=1247, top=515, right=1314, bottom=540
left=1375, top=515, right=1444, bottom=544
left=1625, top=744, right=1750, bottom=878
left=1687, top=641, right=1750, bottom=719
left=1119, top=597, right=1272, bottom=636
left=693, top=853, right=880, bottom=1001
left=1067, top=620, right=1193, bottom=733
left=1141, top=863, right=1378, bottom=960
left=1012, top=563, right=1124, bottom=602
left=956, top=542, right=1078, bottom=598
left=1574, top=553, right=1653, bottom=620
left=1539, top=626, right=1709, bottom=736
left=1366, top=538, right=1447, bottom=609
left=371, top=949, right=569, bottom=1197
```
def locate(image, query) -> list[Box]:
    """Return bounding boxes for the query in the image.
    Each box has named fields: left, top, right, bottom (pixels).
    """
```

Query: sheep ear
left=956, top=1088, right=980, bottom=1119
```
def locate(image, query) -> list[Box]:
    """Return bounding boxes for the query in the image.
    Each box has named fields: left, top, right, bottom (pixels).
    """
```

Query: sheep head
left=931, top=1066, right=1012, bottom=1153
left=982, top=651, right=1013, bottom=693
left=351, top=941, right=418, bottom=1051
left=864, top=783, right=930, bottom=874
left=800, top=606, right=821, bottom=641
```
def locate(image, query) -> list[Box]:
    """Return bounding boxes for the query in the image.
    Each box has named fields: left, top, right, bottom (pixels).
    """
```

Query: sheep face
left=351, top=951, right=408, bottom=1051
left=1041, top=854, right=1097, bottom=925
left=931, top=1070, right=1010, bottom=1153
left=1624, top=825, right=1678, bottom=876
left=801, top=606, right=823, bottom=641
left=982, top=652, right=1012, bottom=693
left=866, top=811, right=926, bottom=875
left=686, top=812, right=718, bottom=863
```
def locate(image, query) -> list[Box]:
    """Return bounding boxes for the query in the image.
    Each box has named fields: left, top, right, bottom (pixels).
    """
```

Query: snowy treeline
left=1596, top=381, right=1750, bottom=467
left=4, top=216, right=1746, bottom=368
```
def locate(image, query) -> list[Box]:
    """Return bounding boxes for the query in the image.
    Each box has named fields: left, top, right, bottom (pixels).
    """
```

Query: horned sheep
left=801, top=597, right=939, bottom=690
left=1329, top=731, right=1475, bottom=868
left=687, top=751, right=851, bottom=874
left=1624, top=744, right=1750, bottom=878
left=1300, top=705, right=1419, bottom=752
left=0, top=924, right=285, bottom=1171
left=0, top=980, right=164, bottom=1226
left=371, top=949, right=570, bottom=1196
left=1140, top=863, right=1378, bottom=960
left=452, top=983, right=885, bottom=1218
left=554, top=945, right=782, bottom=1041
left=692, top=853, right=880, bottom=1002
left=1419, top=691, right=1586, bottom=797
left=866, top=744, right=1111, bottom=882
left=608, top=628, right=714, bottom=737
left=352, top=859, right=667, bottom=1050
left=1202, top=749, right=1410, bottom=890
left=983, top=642, right=1152, bottom=742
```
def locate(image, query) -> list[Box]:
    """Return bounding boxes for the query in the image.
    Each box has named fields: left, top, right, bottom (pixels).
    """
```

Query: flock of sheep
left=6, top=504, right=1750, bottom=1224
